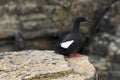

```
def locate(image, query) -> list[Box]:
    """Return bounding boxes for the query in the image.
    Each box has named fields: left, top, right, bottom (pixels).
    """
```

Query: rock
left=0, top=0, right=119, bottom=39
left=89, top=56, right=107, bottom=72
left=0, top=0, right=120, bottom=79
left=0, top=50, right=96, bottom=80
left=64, top=56, right=95, bottom=80
left=116, top=25, right=120, bottom=37
left=0, top=0, right=119, bottom=51
left=108, top=71, right=120, bottom=79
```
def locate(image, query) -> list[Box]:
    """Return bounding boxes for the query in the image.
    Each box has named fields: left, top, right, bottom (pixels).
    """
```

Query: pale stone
left=0, top=50, right=96, bottom=80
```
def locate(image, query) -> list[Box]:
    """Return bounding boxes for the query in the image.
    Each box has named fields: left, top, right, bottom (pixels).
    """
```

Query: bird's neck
left=71, top=21, right=80, bottom=33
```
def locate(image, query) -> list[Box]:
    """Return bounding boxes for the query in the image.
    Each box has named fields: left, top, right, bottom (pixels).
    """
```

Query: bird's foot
left=69, top=53, right=82, bottom=58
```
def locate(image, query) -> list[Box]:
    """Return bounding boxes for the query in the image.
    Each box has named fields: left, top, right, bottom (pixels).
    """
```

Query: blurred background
left=0, top=0, right=119, bottom=80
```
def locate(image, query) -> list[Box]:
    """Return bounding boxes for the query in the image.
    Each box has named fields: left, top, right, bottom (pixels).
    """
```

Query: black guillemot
left=55, top=16, right=90, bottom=57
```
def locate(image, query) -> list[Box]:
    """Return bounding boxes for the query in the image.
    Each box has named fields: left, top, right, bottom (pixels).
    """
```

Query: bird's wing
left=60, top=40, right=74, bottom=49
left=60, top=33, right=75, bottom=49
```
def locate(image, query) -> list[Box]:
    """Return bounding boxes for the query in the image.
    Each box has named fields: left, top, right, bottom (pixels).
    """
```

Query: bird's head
left=75, top=16, right=91, bottom=23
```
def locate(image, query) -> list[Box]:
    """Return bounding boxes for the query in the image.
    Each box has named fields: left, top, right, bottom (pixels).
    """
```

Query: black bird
left=55, top=16, right=90, bottom=57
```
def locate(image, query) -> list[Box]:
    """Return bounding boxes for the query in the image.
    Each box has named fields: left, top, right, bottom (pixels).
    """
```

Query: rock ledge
left=0, top=50, right=96, bottom=80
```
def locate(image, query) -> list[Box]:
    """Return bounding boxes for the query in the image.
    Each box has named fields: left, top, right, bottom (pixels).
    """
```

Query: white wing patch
left=60, top=40, right=74, bottom=49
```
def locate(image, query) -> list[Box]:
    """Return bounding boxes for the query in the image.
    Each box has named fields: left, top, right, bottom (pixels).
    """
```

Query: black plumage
left=55, top=16, right=90, bottom=56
